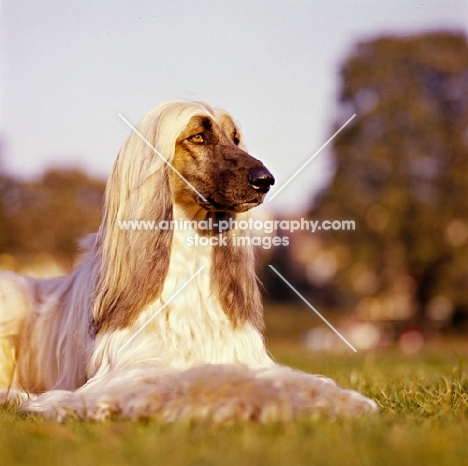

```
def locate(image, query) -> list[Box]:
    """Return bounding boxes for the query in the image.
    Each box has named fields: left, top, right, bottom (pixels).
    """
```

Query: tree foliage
left=311, top=32, right=468, bottom=328
left=0, top=169, right=105, bottom=259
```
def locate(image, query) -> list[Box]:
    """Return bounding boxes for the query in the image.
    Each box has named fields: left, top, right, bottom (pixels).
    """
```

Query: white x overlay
left=118, top=113, right=208, bottom=203
left=117, top=265, right=206, bottom=353
left=268, top=114, right=356, bottom=201
left=268, top=265, right=357, bottom=352
left=117, top=110, right=357, bottom=354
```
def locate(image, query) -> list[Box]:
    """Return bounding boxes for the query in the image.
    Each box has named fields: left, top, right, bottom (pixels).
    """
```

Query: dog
left=0, top=100, right=377, bottom=421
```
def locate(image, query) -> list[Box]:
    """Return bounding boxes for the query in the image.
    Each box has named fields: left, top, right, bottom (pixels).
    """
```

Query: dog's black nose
left=248, top=167, right=275, bottom=193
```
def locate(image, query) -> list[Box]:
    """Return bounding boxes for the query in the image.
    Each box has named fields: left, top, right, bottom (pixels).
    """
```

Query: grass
left=1, top=305, right=468, bottom=466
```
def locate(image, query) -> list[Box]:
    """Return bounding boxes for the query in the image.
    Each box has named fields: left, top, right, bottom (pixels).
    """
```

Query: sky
left=1, top=0, right=467, bottom=214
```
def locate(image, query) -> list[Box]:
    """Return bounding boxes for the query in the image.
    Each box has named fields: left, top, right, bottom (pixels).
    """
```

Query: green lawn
left=1, top=306, right=467, bottom=466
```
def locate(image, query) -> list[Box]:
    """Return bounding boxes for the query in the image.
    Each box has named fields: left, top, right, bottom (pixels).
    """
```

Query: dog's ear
left=211, top=214, right=265, bottom=332
left=92, top=110, right=174, bottom=333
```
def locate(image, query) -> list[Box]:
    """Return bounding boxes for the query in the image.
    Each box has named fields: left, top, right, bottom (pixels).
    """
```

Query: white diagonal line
left=268, top=265, right=357, bottom=352
left=118, top=113, right=208, bottom=203
left=117, top=265, right=206, bottom=353
left=268, top=114, right=356, bottom=202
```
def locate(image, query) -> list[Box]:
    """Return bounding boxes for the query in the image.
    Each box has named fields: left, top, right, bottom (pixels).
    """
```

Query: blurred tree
left=0, top=139, right=16, bottom=251
left=311, top=32, right=468, bottom=330
left=0, top=169, right=105, bottom=260
left=0, top=140, right=9, bottom=250
left=0, top=176, right=13, bottom=251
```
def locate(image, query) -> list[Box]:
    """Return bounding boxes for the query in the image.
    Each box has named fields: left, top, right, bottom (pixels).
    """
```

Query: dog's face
left=172, top=113, right=275, bottom=213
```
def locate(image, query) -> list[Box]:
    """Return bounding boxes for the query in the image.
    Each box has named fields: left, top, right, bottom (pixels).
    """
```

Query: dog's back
left=0, top=265, right=92, bottom=392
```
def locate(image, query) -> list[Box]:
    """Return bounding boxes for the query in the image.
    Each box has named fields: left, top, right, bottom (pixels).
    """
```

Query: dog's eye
left=189, top=134, right=204, bottom=144
left=233, top=132, right=241, bottom=145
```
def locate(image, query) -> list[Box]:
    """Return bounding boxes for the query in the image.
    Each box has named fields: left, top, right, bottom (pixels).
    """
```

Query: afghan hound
left=0, top=100, right=377, bottom=421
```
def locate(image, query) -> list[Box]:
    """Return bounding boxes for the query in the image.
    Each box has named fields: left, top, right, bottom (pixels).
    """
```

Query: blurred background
left=1, top=1, right=468, bottom=354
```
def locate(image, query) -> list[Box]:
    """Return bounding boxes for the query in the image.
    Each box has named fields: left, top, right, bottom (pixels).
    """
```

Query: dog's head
left=109, top=101, right=274, bottom=218
left=171, top=110, right=275, bottom=213
left=94, top=101, right=271, bottom=332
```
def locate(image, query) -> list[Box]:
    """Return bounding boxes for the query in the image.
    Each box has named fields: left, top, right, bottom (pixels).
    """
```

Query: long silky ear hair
left=211, top=216, right=265, bottom=332
left=92, top=101, right=213, bottom=333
